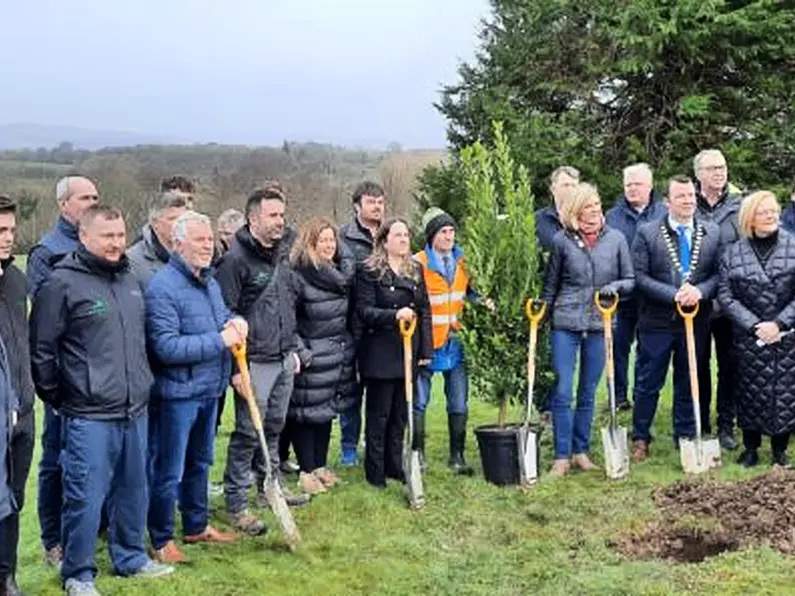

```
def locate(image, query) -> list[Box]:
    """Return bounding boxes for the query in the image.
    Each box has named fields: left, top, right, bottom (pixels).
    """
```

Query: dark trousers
left=279, top=423, right=292, bottom=463
left=0, top=411, right=35, bottom=580
left=613, top=300, right=640, bottom=406
left=38, top=404, right=63, bottom=551
left=289, top=419, right=332, bottom=473
left=698, top=316, right=736, bottom=434
left=148, top=398, right=218, bottom=550
left=61, top=415, right=149, bottom=583
left=364, top=378, right=408, bottom=487
left=743, top=430, right=790, bottom=453
left=340, top=381, right=364, bottom=454
left=633, top=326, right=707, bottom=443
left=224, top=357, right=294, bottom=515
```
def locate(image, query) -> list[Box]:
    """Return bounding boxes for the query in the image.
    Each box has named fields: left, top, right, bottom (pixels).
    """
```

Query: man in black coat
left=30, top=205, right=174, bottom=596
left=0, top=333, right=18, bottom=596
left=216, top=187, right=309, bottom=537
left=0, top=196, right=35, bottom=596
left=337, top=181, right=386, bottom=466
left=694, top=149, right=743, bottom=450
left=605, top=163, right=668, bottom=410
left=631, top=176, right=721, bottom=462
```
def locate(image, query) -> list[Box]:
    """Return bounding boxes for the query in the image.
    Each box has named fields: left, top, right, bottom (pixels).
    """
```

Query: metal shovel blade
left=601, top=425, right=629, bottom=480
left=404, top=447, right=425, bottom=509
left=517, top=426, right=539, bottom=486
left=680, top=437, right=722, bottom=475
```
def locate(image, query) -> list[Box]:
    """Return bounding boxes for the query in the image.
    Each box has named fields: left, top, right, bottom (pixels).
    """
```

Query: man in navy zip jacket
left=30, top=205, right=174, bottom=596
left=605, top=163, right=667, bottom=410
left=145, top=211, right=244, bottom=565
left=27, top=176, right=98, bottom=570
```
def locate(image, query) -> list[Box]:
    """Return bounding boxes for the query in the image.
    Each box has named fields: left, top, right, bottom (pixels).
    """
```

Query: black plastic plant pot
left=474, top=423, right=543, bottom=486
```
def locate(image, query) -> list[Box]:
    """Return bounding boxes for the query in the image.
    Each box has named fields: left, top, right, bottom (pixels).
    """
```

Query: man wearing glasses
left=693, top=149, right=743, bottom=452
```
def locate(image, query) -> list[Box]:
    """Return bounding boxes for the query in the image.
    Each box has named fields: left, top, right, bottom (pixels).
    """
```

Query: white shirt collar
left=669, top=215, right=694, bottom=231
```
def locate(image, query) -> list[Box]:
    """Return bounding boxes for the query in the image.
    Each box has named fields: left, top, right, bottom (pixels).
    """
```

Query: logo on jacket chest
left=87, top=298, right=111, bottom=316
left=253, top=270, right=273, bottom=287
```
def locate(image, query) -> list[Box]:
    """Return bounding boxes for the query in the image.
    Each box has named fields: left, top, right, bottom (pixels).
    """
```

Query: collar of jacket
left=141, top=224, right=172, bottom=264
left=695, top=180, right=731, bottom=212
left=344, top=217, right=375, bottom=246
left=56, top=215, right=79, bottom=241
left=168, top=253, right=215, bottom=287
left=235, top=225, right=281, bottom=263
left=74, top=245, right=130, bottom=278
left=423, top=244, right=463, bottom=275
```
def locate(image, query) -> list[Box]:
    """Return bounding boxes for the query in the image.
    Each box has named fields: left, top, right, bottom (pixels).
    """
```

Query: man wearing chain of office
left=629, top=175, right=722, bottom=462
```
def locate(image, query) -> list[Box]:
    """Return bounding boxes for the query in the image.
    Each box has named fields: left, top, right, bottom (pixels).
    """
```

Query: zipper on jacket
left=109, top=284, right=132, bottom=419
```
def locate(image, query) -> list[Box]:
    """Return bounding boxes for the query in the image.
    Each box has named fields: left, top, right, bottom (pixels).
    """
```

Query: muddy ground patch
left=612, top=469, right=795, bottom=563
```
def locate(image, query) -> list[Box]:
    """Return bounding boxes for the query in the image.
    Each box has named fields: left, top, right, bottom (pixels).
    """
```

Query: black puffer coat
left=289, top=258, right=357, bottom=424
left=718, top=230, right=795, bottom=435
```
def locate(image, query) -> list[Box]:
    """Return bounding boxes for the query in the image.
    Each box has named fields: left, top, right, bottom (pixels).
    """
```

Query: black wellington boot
left=448, top=413, right=474, bottom=476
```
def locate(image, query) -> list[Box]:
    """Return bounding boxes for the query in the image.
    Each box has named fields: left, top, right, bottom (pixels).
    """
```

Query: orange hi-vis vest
left=415, top=250, right=469, bottom=349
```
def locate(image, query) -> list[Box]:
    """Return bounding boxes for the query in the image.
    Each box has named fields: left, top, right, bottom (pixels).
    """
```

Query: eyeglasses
left=754, top=209, right=779, bottom=219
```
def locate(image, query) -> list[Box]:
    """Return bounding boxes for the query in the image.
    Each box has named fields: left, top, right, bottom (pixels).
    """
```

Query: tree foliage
left=458, top=122, right=552, bottom=420
left=437, top=0, right=795, bottom=203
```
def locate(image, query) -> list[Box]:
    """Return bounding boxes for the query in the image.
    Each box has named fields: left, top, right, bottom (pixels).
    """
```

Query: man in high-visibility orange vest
left=414, top=208, right=475, bottom=476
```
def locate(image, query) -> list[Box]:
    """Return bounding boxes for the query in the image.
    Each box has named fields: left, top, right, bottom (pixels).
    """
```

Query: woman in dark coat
left=288, top=217, right=356, bottom=495
left=355, top=218, right=433, bottom=488
left=541, top=182, right=635, bottom=476
left=718, top=191, right=795, bottom=468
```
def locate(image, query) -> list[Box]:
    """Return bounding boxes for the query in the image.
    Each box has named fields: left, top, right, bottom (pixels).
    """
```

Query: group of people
left=536, top=150, right=795, bottom=476
left=0, top=175, right=478, bottom=596
left=1, top=149, right=794, bottom=595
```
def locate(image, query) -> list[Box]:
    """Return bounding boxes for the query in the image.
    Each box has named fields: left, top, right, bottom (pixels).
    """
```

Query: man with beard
left=605, top=163, right=667, bottom=410
left=0, top=195, right=33, bottom=596
left=27, top=176, right=98, bottom=569
left=338, top=181, right=386, bottom=466
left=127, top=192, right=189, bottom=286
left=30, top=205, right=174, bottom=596
left=217, top=187, right=309, bottom=537
left=694, top=149, right=743, bottom=451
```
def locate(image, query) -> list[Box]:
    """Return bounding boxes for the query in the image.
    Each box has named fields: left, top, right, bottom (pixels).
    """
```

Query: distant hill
left=0, top=123, right=185, bottom=150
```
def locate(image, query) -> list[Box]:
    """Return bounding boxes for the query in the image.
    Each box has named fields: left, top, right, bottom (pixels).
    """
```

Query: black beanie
left=425, top=212, right=457, bottom=247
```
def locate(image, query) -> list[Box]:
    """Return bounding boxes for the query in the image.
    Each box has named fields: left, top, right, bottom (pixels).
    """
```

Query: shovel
left=400, top=317, right=425, bottom=510
left=231, top=342, right=301, bottom=550
left=595, top=291, right=629, bottom=480
left=518, top=298, right=547, bottom=487
left=676, top=302, right=722, bottom=475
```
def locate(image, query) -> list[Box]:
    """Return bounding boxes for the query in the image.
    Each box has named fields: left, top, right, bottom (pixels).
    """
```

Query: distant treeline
left=0, top=141, right=444, bottom=250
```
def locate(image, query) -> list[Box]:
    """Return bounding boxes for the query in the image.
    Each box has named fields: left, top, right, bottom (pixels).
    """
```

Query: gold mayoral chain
left=660, top=222, right=703, bottom=283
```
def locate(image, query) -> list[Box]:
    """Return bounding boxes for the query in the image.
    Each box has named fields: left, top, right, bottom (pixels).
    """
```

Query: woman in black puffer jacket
left=718, top=191, right=795, bottom=468
left=287, top=217, right=356, bottom=495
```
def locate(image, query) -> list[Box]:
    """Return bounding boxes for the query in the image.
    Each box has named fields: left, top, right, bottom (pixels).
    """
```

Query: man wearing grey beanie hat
left=413, top=207, right=475, bottom=476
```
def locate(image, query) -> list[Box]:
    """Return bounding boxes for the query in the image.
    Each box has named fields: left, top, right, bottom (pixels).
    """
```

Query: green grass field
left=15, top=389, right=795, bottom=595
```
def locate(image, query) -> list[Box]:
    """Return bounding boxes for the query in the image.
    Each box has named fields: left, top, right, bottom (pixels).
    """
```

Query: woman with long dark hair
left=355, top=218, right=432, bottom=488
left=288, top=217, right=357, bottom=494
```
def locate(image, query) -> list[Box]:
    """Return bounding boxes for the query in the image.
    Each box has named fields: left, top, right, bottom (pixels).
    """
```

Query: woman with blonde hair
left=718, top=191, right=795, bottom=468
left=541, top=182, right=635, bottom=476
left=287, top=217, right=357, bottom=494
left=355, top=217, right=433, bottom=488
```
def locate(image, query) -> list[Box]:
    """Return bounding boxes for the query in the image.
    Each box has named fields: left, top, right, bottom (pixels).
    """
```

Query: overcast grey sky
left=0, top=0, right=487, bottom=148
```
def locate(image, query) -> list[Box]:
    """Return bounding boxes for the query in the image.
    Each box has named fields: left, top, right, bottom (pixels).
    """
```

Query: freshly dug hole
left=613, top=469, right=795, bottom=562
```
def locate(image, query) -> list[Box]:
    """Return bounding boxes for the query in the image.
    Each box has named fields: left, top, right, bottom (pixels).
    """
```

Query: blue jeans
left=60, top=415, right=149, bottom=583
left=415, top=364, right=468, bottom=415
left=38, top=404, right=62, bottom=551
left=632, top=328, right=706, bottom=443
left=339, top=381, right=364, bottom=454
left=613, top=300, right=640, bottom=405
left=550, top=330, right=605, bottom=459
left=148, top=399, right=218, bottom=549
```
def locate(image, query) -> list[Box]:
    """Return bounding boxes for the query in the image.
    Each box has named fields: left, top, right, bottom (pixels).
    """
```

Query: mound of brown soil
left=612, top=469, right=795, bottom=563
